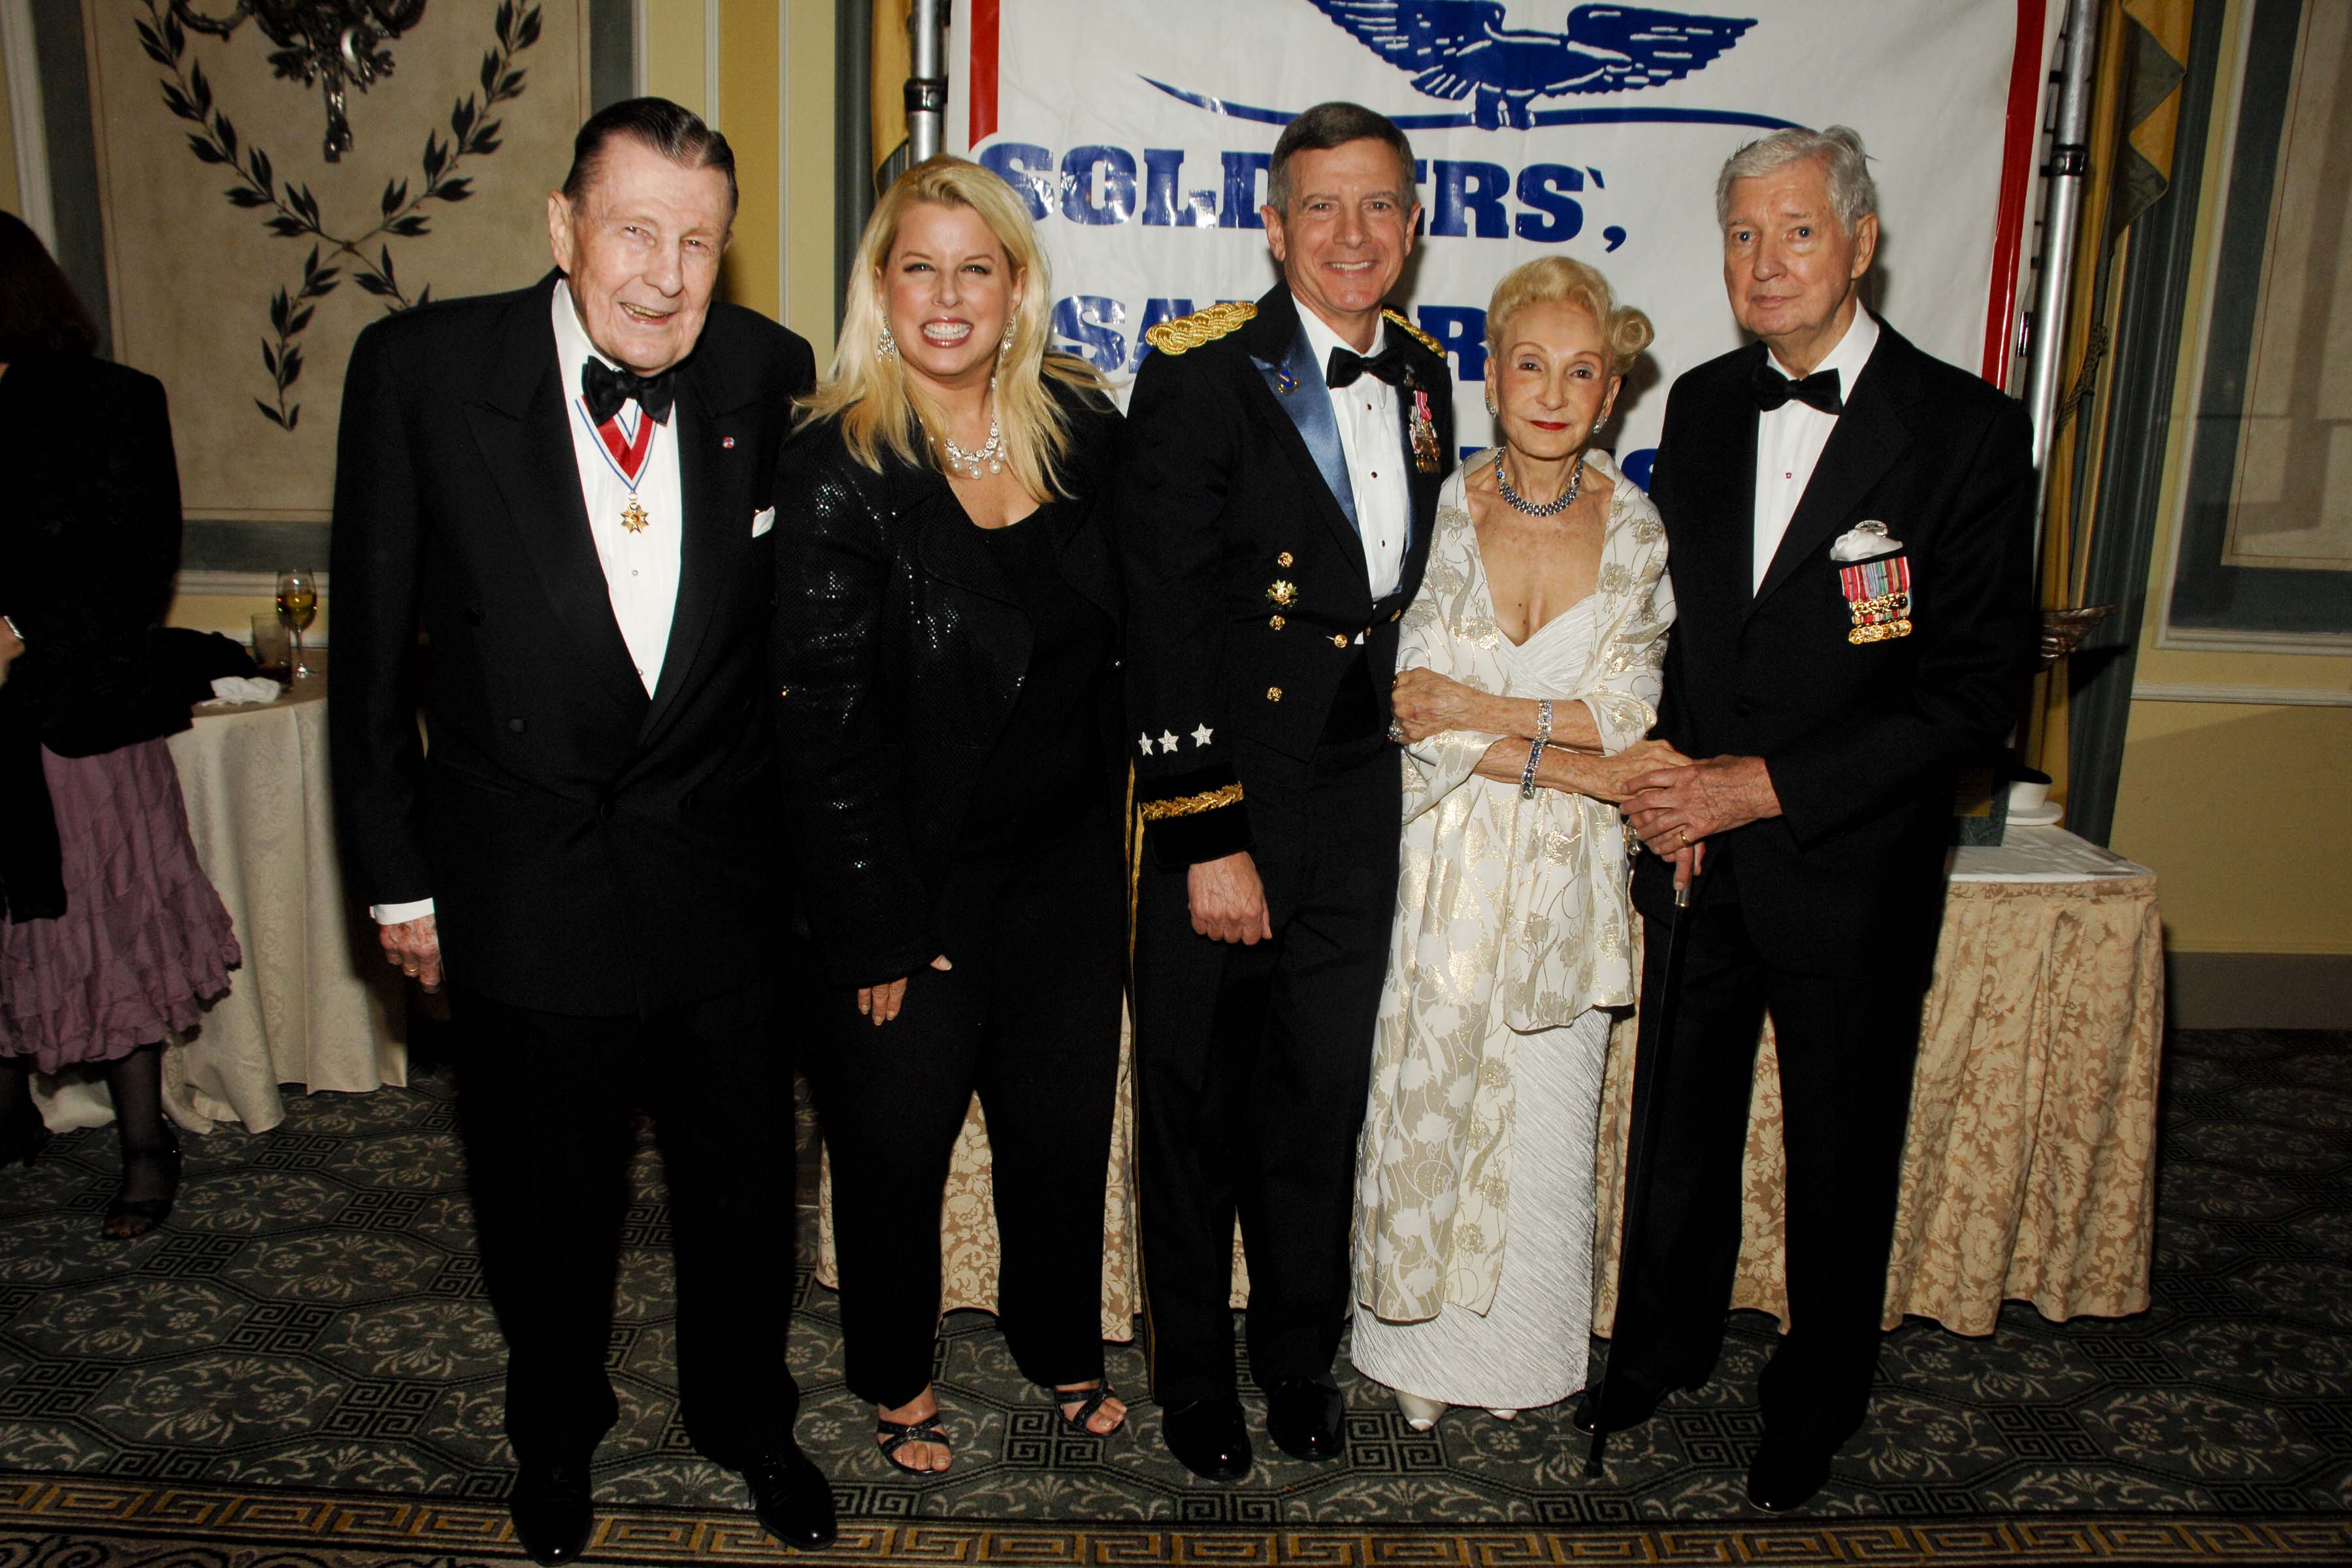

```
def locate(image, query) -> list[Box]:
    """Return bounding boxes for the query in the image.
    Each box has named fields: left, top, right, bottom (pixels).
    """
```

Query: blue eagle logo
left=1307, top=2, right=1758, bottom=130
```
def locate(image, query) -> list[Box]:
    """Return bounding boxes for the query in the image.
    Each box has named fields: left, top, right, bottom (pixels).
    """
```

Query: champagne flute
left=276, top=568, right=318, bottom=680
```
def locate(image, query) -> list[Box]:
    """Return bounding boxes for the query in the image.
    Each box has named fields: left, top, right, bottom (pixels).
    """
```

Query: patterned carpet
left=0, top=1027, right=2347, bottom=1565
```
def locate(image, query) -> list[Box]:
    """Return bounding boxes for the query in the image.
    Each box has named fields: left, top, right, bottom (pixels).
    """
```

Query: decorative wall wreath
left=135, top=0, right=544, bottom=431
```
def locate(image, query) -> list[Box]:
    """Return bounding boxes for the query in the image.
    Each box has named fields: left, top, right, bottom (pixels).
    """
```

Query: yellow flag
left=873, top=0, right=913, bottom=195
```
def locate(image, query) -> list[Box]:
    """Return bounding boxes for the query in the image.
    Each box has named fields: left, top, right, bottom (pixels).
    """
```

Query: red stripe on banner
left=1982, top=0, right=2050, bottom=387
left=969, top=0, right=1000, bottom=146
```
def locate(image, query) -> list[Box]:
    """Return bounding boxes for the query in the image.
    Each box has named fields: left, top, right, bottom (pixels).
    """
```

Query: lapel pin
left=721, top=435, right=737, bottom=449
left=1275, top=367, right=1299, bottom=395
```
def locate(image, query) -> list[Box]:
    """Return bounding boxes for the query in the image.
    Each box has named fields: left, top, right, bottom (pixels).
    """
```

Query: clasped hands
left=1392, top=666, right=1784, bottom=881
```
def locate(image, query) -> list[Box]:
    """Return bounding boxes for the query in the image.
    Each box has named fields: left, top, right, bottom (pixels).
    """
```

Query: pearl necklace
left=1495, top=450, right=1584, bottom=517
left=942, top=374, right=1005, bottom=480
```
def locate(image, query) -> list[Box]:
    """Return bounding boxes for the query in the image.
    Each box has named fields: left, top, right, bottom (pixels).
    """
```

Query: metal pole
left=907, top=0, right=949, bottom=164
left=2023, top=0, right=2102, bottom=547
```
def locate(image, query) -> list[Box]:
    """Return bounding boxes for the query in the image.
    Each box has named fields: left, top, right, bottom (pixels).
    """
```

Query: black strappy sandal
left=875, top=1411, right=953, bottom=1475
left=102, top=1128, right=182, bottom=1241
left=1047, top=1380, right=1127, bottom=1437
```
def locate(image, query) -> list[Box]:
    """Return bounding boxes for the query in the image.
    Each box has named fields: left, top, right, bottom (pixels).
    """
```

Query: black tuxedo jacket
left=329, top=273, right=815, bottom=1017
left=1633, top=321, right=2034, bottom=973
left=1120, top=284, right=1453, bottom=866
left=772, top=374, right=1126, bottom=988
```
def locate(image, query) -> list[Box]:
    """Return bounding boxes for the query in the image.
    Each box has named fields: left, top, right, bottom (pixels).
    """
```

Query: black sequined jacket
left=772, top=372, right=1125, bottom=988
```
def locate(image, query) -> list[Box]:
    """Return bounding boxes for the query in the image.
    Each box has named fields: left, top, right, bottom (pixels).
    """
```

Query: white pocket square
left=751, top=506, right=776, bottom=537
left=1831, top=519, right=1902, bottom=561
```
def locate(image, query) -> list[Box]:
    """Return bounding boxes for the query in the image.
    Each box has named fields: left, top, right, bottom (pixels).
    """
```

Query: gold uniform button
left=1266, top=686, right=1283, bottom=702
left=1331, top=634, right=1349, bottom=648
left=1269, top=615, right=1286, bottom=630
left=1277, top=551, right=1294, bottom=568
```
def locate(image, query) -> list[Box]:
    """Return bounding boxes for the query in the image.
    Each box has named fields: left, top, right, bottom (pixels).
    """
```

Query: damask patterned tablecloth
left=819, top=828, right=2160, bottom=1345
left=37, top=674, right=407, bottom=1135
left=1592, top=827, right=2164, bottom=1335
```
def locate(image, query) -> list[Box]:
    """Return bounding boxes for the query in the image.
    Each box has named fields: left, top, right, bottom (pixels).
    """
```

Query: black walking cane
left=1584, top=850, right=1705, bottom=1478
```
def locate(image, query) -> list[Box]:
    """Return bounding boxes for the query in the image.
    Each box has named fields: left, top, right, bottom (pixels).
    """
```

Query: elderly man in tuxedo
left=330, top=99, right=832, bottom=1563
left=1121, top=100, right=1453, bottom=1480
left=1591, top=126, right=2034, bottom=1511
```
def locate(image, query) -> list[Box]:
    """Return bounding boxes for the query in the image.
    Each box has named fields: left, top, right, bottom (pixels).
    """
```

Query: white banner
left=949, top=0, right=2057, bottom=486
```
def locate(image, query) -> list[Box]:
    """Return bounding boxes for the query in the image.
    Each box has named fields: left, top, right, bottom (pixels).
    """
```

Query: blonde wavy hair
left=1484, top=255, right=1654, bottom=379
left=802, top=155, right=1104, bottom=496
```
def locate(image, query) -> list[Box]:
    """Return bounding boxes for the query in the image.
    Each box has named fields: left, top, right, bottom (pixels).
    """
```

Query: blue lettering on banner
left=1142, top=149, right=1220, bottom=227
left=1416, top=306, right=1487, bottom=384
left=1431, top=161, right=1510, bottom=239
left=983, top=142, right=1626, bottom=248
left=1621, top=448, right=1657, bottom=491
left=1514, top=165, right=1583, bottom=243
left=1062, top=145, right=1138, bottom=225
left=1220, top=152, right=1271, bottom=229
left=1054, top=296, right=1129, bottom=373
left=980, top=142, right=1055, bottom=221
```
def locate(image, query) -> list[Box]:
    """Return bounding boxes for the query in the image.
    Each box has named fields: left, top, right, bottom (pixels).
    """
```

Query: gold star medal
left=621, top=497, right=651, bottom=534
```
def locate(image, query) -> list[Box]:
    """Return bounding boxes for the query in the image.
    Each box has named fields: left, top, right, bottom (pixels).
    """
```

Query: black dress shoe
left=1571, top=1370, right=1703, bottom=1437
left=1266, top=1377, right=1345, bottom=1462
left=1745, top=1438, right=1833, bottom=1512
left=510, top=1459, right=593, bottom=1565
left=738, top=1443, right=838, bottom=1549
left=1162, top=1397, right=1252, bottom=1480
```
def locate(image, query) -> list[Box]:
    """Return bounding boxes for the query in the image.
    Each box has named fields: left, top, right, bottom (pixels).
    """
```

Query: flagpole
left=2022, top=0, right=2101, bottom=553
left=907, top=0, right=949, bottom=163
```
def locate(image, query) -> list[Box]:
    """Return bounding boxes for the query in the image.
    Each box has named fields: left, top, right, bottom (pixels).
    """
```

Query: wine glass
left=275, top=568, right=318, bottom=680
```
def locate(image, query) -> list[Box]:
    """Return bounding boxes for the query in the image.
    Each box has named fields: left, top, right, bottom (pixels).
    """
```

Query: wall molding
left=2168, top=950, right=2352, bottom=1030
left=2132, top=681, right=2352, bottom=707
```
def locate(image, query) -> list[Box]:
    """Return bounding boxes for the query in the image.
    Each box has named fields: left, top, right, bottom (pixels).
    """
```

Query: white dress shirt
left=552, top=278, right=685, bottom=693
left=369, top=281, right=689, bottom=927
left=1297, top=304, right=1411, bottom=599
left=1752, top=303, right=1880, bottom=591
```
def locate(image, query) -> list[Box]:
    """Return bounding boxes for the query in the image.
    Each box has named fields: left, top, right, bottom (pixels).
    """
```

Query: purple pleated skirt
left=0, top=739, right=240, bottom=1071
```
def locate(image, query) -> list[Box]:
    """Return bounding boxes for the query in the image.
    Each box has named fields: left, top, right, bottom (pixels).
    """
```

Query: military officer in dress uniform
left=1119, top=100, right=1454, bottom=1482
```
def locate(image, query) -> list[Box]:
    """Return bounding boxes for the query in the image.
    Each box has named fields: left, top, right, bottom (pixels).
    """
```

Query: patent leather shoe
left=510, top=1458, right=593, bottom=1565
left=1162, top=1397, right=1252, bottom=1480
left=1744, top=1438, right=1833, bottom=1512
left=738, top=1443, right=838, bottom=1549
left=1266, top=1377, right=1345, bottom=1462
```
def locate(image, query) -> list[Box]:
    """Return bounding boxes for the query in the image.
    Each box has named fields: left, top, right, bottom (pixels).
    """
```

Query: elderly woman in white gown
left=1351, top=257, right=1684, bottom=1428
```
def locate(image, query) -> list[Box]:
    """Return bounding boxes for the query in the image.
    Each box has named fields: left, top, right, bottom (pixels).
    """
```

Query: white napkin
left=201, top=676, right=285, bottom=706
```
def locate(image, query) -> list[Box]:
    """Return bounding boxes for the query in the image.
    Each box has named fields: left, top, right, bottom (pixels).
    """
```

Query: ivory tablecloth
left=36, top=674, right=408, bottom=1135
left=816, top=826, right=2161, bottom=1343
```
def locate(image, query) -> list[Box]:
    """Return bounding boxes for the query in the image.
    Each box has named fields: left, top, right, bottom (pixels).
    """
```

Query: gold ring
left=1677, top=828, right=1689, bottom=847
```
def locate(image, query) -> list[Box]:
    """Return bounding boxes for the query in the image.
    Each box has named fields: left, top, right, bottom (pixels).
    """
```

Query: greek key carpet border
left=4, top=1477, right=2350, bottom=1568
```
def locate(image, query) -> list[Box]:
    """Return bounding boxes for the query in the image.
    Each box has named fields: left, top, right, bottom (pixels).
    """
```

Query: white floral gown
left=1350, top=449, right=1673, bottom=1411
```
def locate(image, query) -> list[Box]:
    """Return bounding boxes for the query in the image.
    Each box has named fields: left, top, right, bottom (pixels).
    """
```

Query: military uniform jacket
left=1120, top=284, right=1453, bottom=866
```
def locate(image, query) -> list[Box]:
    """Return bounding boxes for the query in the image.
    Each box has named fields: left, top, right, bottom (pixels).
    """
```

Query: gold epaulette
left=1145, top=301, right=1256, bottom=355
left=1383, top=308, right=1443, bottom=359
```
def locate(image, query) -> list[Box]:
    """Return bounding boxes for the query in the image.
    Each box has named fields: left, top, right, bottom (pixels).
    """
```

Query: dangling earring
left=1484, top=393, right=1498, bottom=417
left=877, top=323, right=898, bottom=361
left=1000, top=311, right=1017, bottom=355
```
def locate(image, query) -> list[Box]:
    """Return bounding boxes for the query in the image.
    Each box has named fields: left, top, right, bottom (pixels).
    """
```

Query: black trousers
left=449, top=976, right=802, bottom=1469
left=1609, top=896, right=1928, bottom=1453
left=1131, top=730, right=1397, bottom=1407
left=803, top=811, right=1126, bottom=1409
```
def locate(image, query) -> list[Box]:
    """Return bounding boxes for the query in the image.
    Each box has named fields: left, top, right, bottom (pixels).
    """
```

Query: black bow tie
left=1326, top=342, right=1408, bottom=389
left=581, top=358, right=676, bottom=426
left=1753, top=358, right=1843, bottom=416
